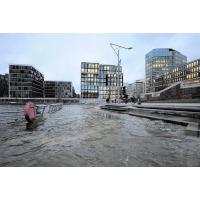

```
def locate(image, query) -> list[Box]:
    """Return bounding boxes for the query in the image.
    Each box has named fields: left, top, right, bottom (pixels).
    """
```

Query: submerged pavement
left=0, top=104, right=200, bottom=167
left=100, top=103, right=200, bottom=136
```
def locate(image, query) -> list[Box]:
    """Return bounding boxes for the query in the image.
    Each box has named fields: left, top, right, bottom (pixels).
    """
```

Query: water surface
left=0, top=104, right=200, bottom=167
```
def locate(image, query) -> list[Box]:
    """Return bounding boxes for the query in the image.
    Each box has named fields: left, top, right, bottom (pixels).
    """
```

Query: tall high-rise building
left=145, top=48, right=187, bottom=92
left=9, top=64, right=44, bottom=98
left=81, top=62, right=123, bottom=99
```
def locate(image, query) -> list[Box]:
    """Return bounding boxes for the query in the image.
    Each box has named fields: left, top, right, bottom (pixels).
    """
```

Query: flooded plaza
left=0, top=104, right=200, bottom=167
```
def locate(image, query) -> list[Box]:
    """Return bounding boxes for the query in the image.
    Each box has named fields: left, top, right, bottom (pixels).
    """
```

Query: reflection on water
left=25, top=117, right=46, bottom=131
left=99, top=112, right=121, bottom=120
left=0, top=104, right=200, bottom=167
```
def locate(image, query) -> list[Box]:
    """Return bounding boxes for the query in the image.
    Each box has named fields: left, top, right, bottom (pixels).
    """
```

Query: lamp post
left=110, top=43, right=132, bottom=103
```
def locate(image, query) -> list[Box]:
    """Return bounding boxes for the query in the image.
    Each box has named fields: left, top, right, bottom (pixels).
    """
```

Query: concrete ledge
left=129, top=107, right=200, bottom=119
left=100, top=106, right=128, bottom=112
left=100, top=104, right=200, bottom=135
left=133, top=105, right=200, bottom=112
left=128, top=112, right=189, bottom=126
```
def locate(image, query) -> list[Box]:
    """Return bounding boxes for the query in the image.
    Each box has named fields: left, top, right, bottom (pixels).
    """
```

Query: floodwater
left=0, top=104, right=200, bottom=167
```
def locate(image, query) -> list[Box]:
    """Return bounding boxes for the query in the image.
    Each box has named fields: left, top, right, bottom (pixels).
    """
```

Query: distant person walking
left=106, top=97, right=110, bottom=103
left=137, top=97, right=141, bottom=105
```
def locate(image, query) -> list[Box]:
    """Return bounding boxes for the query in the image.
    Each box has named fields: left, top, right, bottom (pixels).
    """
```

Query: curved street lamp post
left=110, top=43, right=133, bottom=103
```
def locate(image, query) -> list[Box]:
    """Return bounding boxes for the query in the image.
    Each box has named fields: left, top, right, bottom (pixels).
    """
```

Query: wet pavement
left=0, top=104, right=200, bottom=167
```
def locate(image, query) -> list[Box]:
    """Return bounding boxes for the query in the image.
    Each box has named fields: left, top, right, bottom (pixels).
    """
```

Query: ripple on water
left=0, top=104, right=200, bottom=167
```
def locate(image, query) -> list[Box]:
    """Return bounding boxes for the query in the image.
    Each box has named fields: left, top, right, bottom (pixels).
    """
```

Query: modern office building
left=154, top=58, right=200, bottom=92
left=126, top=80, right=144, bottom=98
left=0, top=74, right=9, bottom=97
left=145, top=48, right=187, bottom=93
left=142, top=58, right=200, bottom=101
left=44, top=81, right=56, bottom=98
left=98, top=64, right=123, bottom=99
left=81, top=62, right=99, bottom=98
left=133, top=80, right=144, bottom=97
left=126, top=83, right=134, bottom=97
left=154, top=65, right=187, bottom=91
left=81, top=62, right=123, bottom=99
left=9, top=64, right=44, bottom=98
left=44, top=81, right=74, bottom=98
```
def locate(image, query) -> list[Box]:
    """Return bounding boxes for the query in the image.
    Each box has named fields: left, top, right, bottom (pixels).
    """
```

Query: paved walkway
left=141, top=102, right=200, bottom=107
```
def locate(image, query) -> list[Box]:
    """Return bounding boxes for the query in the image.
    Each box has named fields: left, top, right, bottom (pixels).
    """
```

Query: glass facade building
left=98, top=64, right=123, bottom=99
left=145, top=48, right=187, bottom=92
left=81, top=62, right=123, bottom=99
left=9, top=64, right=44, bottom=98
left=44, top=81, right=73, bottom=98
left=81, top=62, right=99, bottom=98
left=154, top=65, right=187, bottom=91
left=154, top=59, right=200, bottom=91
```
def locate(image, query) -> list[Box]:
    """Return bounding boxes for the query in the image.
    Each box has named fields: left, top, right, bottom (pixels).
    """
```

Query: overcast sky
left=0, top=33, right=200, bottom=93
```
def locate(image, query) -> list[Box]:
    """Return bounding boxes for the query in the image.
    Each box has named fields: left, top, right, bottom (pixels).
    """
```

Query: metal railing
left=48, top=103, right=63, bottom=113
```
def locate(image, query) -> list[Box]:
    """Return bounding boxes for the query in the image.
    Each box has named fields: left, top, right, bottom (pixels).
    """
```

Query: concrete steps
left=100, top=104, right=200, bottom=136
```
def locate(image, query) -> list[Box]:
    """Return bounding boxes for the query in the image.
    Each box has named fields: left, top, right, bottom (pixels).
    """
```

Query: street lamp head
left=110, top=43, right=133, bottom=50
